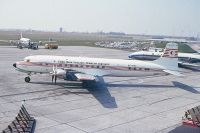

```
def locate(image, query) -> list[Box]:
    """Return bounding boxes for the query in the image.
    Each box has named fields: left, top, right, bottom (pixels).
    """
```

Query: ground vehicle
left=44, top=43, right=58, bottom=49
left=28, top=43, right=38, bottom=50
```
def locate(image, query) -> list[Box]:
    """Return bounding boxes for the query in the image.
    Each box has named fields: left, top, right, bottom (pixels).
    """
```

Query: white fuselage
left=15, top=55, right=166, bottom=77
left=129, top=51, right=162, bottom=60
left=19, top=38, right=31, bottom=46
left=129, top=51, right=200, bottom=62
left=179, top=53, right=200, bottom=60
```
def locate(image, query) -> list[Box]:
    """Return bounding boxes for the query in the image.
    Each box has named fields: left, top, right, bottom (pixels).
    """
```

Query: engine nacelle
left=56, top=69, right=66, bottom=75
left=55, top=69, right=77, bottom=81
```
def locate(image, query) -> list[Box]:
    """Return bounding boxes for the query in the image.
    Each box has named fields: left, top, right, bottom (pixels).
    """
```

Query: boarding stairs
left=182, top=105, right=200, bottom=127
left=2, top=104, right=36, bottom=133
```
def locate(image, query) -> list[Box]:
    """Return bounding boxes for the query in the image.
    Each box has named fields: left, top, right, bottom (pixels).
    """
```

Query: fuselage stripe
left=17, top=61, right=162, bottom=72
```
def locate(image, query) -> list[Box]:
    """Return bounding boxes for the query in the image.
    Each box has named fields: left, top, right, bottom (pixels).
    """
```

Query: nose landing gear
left=25, top=76, right=31, bottom=83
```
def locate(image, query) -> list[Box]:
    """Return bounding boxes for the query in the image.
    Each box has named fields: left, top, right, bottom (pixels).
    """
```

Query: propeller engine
left=50, top=65, right=66, bottom=84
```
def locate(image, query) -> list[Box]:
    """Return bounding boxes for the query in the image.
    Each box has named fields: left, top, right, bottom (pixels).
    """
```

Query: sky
left=0, top=0, right=199, bottom=37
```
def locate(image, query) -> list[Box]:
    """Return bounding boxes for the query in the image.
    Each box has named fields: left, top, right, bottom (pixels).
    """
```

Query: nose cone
left=128, top=55, right=133, bottom=58
left=13, top=63, right=16, bottom=68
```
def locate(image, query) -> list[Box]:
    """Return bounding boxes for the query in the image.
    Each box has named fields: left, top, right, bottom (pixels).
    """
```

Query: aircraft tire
left=25, top=77, right=30, bottom=83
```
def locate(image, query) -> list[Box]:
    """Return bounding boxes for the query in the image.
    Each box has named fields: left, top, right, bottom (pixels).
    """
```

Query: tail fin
left=162, top=43, right=178, bottom=58
left=153, top=43, right=181, bottom=76
left=20, top=32, right=23, bottom=39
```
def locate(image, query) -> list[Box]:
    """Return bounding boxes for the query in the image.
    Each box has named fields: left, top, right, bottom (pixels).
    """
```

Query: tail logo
left=161, top=43, right=178, bottom=58
left=162, top=49, right=178, bottom=57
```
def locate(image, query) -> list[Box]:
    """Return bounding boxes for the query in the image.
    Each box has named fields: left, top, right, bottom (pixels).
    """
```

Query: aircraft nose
left=13, top=63, right=16, bottom=68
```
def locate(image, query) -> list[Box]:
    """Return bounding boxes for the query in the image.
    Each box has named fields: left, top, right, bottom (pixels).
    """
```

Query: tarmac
left=0, top=46, right=200, bottom=133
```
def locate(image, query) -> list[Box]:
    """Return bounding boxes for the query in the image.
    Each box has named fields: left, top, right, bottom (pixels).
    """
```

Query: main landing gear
left=25, top=76, right=31, bottom=83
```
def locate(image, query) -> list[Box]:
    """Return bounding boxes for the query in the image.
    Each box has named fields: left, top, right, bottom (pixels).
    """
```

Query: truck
left=44, top=43, right=58, bottom=49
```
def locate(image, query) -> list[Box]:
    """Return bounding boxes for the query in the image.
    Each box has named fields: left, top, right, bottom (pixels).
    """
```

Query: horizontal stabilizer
left=163, top=69, right=183, bottom=76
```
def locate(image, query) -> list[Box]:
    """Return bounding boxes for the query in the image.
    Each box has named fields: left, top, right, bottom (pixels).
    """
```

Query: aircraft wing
left=0, top=39, right=20, bottom=45
left=0, top=40, right=9, bottom=43
left=64, top=68, right=109, bottom=77
left=163, top=69, right=183, bottom=76
left=75, top=73, right=96, bottom=81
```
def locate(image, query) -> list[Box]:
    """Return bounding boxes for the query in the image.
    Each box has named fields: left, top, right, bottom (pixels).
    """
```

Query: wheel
left=25, top=77, right=30, bottom=83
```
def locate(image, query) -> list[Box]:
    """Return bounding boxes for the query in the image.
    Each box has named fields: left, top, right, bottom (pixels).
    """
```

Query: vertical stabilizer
left=162, top=43, right=178, bottom=58
left=153, top=43, right=180, bottom=75
left=20, top=32, right=23, bottom=39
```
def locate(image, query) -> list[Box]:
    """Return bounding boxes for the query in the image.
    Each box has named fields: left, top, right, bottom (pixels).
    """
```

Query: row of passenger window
left=40, top=62, right=150, bottom=71
left=64, top=61, right=109, bottom=66
left=128, top=67, right=150, bottom=71
left=66, top=64, right=105, bottom=69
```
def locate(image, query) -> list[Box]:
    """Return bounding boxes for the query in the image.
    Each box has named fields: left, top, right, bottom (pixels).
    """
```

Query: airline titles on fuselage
left=25, top=58, right=153, bottom=72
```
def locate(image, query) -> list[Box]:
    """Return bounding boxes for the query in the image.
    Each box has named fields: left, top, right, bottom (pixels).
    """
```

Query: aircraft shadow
left=107, top=81, right=199, bottom=94
left=83, top=84, right=117, bottom=108
left=172, top=81, right=199, bottom=94
left=30, top=80, right=199, bottom=108
left=30, top=81, right=82, bottom=88
left=167, top=124, right=200, bottom=133
left=30, top=80, right=118, bottom=108
left=107, top=83, right=174, bottom=88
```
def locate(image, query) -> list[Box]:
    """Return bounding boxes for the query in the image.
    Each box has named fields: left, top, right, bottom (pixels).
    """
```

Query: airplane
left=13, top=43, right=181, bottom=87
left=0, top=33, right=39, bottom=49
left=178, top=53, right=200, bottom=69
left=18, top=33, right=31, bottom=47
left=128, top=47, right=163, bottom=60
left=0, top=33, right=56, bottom=49
left=128, top=48, right=200, bottom=69
left=16, top=33, right=39, bottom=49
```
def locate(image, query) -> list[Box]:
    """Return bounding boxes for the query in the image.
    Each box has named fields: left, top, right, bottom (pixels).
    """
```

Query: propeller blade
left=52, top=64, right=58, bottom=84
left=53, top=64, right=55, bottom=72
left=52, top=75, right=54, bottom=83
left=55, top=75, right=57, bottom=84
